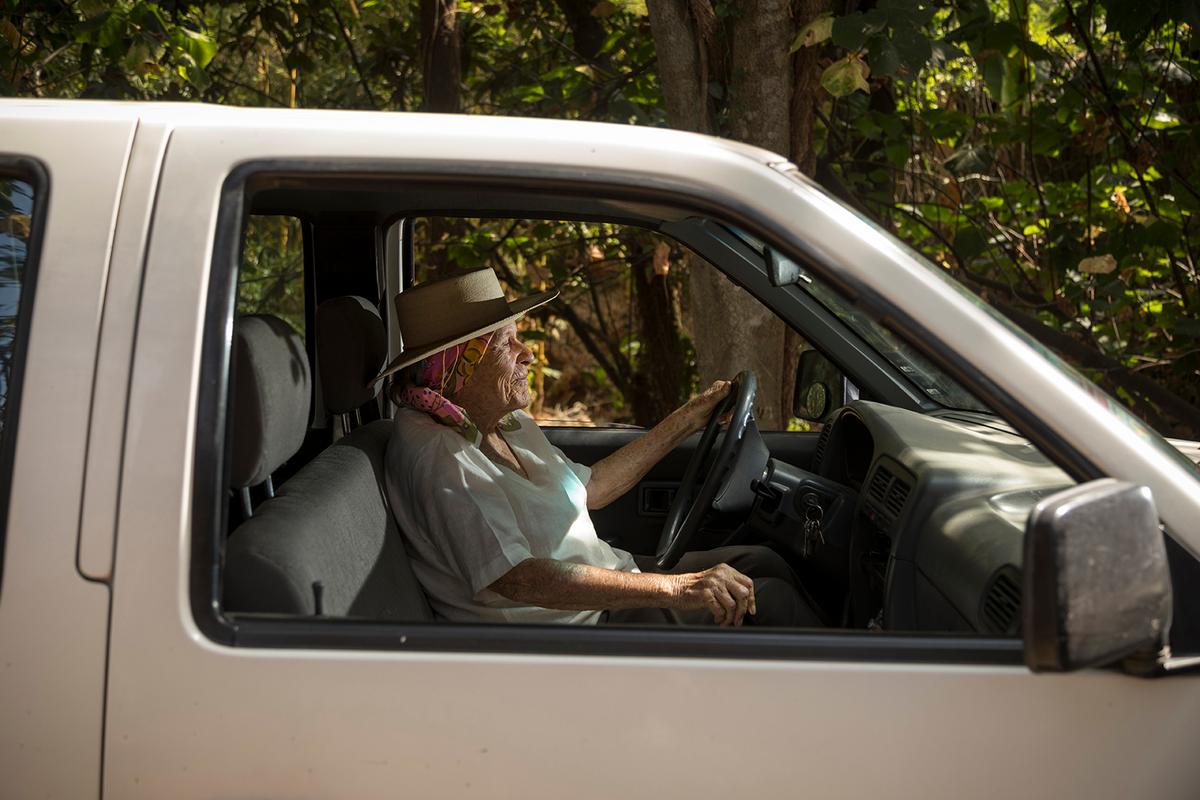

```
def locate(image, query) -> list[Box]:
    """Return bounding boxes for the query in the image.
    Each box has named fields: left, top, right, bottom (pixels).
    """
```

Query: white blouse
left=385, top=408, right=638, bottom=624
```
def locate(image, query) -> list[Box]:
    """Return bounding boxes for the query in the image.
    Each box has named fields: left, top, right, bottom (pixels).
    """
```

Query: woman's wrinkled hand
left=680, top=379, right=733, bottom=433
left=670, top=563, right=756, bottom=626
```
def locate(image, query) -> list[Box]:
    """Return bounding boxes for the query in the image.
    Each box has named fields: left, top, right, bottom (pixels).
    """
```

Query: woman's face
left=460, top=323, right=533, bottom=414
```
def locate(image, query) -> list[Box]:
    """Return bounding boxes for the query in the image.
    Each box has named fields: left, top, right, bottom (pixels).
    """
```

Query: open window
left=194, top=164, right=1104, bottom=664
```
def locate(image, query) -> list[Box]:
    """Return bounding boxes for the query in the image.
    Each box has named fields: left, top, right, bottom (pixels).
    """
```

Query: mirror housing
left=793, top=349, right=853, bottom=422
left=765, top=245, right=804, bottom=287
left=1023, top=479, right=1172, bottom=673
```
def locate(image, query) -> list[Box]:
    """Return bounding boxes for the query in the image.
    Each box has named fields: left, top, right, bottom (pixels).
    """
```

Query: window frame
left=192, top=159, right=1066, bottom=666
left=0, top=157, right=49, bottom=596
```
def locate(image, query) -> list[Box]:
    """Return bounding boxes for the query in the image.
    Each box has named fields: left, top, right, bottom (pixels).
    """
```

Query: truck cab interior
left=211, top=170, right=1196, bottom=649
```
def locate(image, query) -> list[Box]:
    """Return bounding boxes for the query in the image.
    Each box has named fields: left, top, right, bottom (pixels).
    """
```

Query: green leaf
left=954, top=226, right=988, bottom=261
left=515, top=84, right=546, bottom=102
left=893, top=25, right=932, bottom=73
left=790, top=13, right=834, bottom=52
left=96, top=12, right=126, bottom=50
left=831, top=12, right=885, bottom=51
left=885, top=139, right=910, bottom=166
left=821, top=56, right=870, bottom=97
left=1099, top=0, right=1160, bottom=45
left=1018, top=39, right=1054, bottom=63
left=173, top=28, right=217, bottom=69
left=447, top=243, right=487, bottom=268
left=975, top=50, right=1005, bottom=103
left=853, top=115, right=883, bottom=139
left=1142, top=110, right=1181, bottom=130
left=73, top=11, right=112, bottom=43
left=876, top=112, right=903, bottom=138
left=930, top=39, right=967, bottom=65
left=137, top=5, right=169, bottom=38
left=877, top=0, right=936, bottom=26
left=868, top=37, right=900, bottom=77
left=979, top=21, right=1022, bottom=55
left=1146, top=220, right=1182, bottom=247
left=943, top=146, right=992, bottom=176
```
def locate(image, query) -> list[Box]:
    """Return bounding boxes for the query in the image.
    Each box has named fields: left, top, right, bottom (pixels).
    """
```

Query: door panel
left=545, top=426, right=820, bottom=554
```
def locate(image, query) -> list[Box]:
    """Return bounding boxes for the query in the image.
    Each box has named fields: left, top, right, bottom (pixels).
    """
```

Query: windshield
left=729, top=227, right=990, bottom=413
left=738, top=178, right=1200, bottom=477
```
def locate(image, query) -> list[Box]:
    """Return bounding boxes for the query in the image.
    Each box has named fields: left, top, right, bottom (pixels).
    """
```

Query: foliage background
left=2, top=0, right=1197, bottom=435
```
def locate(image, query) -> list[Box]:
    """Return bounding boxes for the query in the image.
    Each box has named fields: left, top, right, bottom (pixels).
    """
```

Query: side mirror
left=1023, top=479, right=1172, bottom=674
left=793, top=349, right=854, bottom=422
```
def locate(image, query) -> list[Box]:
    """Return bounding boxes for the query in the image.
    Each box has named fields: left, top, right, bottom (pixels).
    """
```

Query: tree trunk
left=783, top=0, right=833, bottom=420
left=645, top=0, right=711, bottom=135
left=420, top=0, right=460, bottom=113
left=629, top=238, right=689, bottom=425
left=648, top=0, right=830, bottom=427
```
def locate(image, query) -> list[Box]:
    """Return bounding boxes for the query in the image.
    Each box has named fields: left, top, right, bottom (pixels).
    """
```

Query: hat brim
left=367, top=287, right=559, bottom=387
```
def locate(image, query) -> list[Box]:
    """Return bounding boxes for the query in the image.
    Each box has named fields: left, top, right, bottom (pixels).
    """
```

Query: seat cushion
left=224, top=420, right=432, bottom=621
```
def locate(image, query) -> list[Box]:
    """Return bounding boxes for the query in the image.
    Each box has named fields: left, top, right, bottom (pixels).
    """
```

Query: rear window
left=0, top=177, right=36, bottom=433
left=0, top=167, right=45, bottom=592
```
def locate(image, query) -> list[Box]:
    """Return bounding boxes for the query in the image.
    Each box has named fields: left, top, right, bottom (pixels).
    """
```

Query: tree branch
left=328, top=0, right=379, bottom=109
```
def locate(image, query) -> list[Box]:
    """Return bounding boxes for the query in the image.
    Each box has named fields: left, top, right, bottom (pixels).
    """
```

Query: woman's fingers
left=726, top=581, right=750, bottom=626
left=682, top=380, right=735, bottom=432
left=703, top=590, right=727, bottom=625
left=711, top=586, right=737, bottom=626
left=683, top=565, right=757, bottom=626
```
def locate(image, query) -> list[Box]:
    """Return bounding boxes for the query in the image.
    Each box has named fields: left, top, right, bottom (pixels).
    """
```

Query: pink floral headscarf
left=397, top=333, right=516, bottom=443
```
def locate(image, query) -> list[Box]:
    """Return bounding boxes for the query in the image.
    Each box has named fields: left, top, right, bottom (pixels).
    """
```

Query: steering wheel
left=655, top=370, right=758, bottom=570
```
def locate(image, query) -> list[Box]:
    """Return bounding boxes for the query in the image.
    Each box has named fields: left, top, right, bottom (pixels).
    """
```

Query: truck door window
left=196, top=169, right=1069, bottom=666
left=0, top=169, right=45, bottom=592
left=411, top=216, right=810, bottom=430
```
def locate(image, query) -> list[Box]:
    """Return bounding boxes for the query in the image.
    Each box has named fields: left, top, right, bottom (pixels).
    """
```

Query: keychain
left=801, top=492, right=825, bottom=557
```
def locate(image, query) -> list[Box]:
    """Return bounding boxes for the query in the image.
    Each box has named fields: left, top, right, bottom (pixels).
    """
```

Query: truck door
left=104, top=108, right=1200, bottom=799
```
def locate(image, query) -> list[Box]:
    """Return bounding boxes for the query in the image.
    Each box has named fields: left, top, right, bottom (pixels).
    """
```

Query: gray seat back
left=316, top=295, right=387, bottom=416
left=224, top=299, right=433, bottom=622
left=230, top=314, right=311, bottom=490
left=225, top=420, right=433, bottom=620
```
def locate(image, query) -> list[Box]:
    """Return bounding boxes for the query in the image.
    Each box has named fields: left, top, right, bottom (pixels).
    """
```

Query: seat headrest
left=230, top=315, right=311, bottom=489
left=316, top=296, right=387, bottom=414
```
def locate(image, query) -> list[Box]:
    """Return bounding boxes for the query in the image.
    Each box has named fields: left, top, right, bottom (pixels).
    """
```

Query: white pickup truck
left=2, top=99, right=1199, bottom=799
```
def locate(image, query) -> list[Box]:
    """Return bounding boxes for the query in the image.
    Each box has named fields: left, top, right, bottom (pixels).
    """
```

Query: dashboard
left=758, top=400, right=1071, bottom=634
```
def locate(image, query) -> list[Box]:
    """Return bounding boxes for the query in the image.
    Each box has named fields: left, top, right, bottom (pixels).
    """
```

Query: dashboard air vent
left=981, top=568, right=1022, bottom=635
left=885, top=478, right=911, bottom=518
left=868, top=465, right=893, bottom=505
left=812, top=424, right=832, bottom=470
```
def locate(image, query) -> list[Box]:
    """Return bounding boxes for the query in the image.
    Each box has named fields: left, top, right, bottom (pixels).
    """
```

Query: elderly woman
left=381, top=268, right=819, bottom=627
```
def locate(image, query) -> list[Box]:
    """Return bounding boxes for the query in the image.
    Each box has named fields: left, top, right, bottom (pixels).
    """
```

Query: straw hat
left=368, top=267, right=558, bottom=386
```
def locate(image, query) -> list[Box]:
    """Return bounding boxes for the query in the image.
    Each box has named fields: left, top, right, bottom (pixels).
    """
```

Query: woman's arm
left=489, top=557, right=756, bottom=625
left=584, top=380, right=731, bottom=510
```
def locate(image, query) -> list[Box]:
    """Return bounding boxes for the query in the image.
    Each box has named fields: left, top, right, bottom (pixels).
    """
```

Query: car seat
left=223, top=308, right=432, bottom=620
